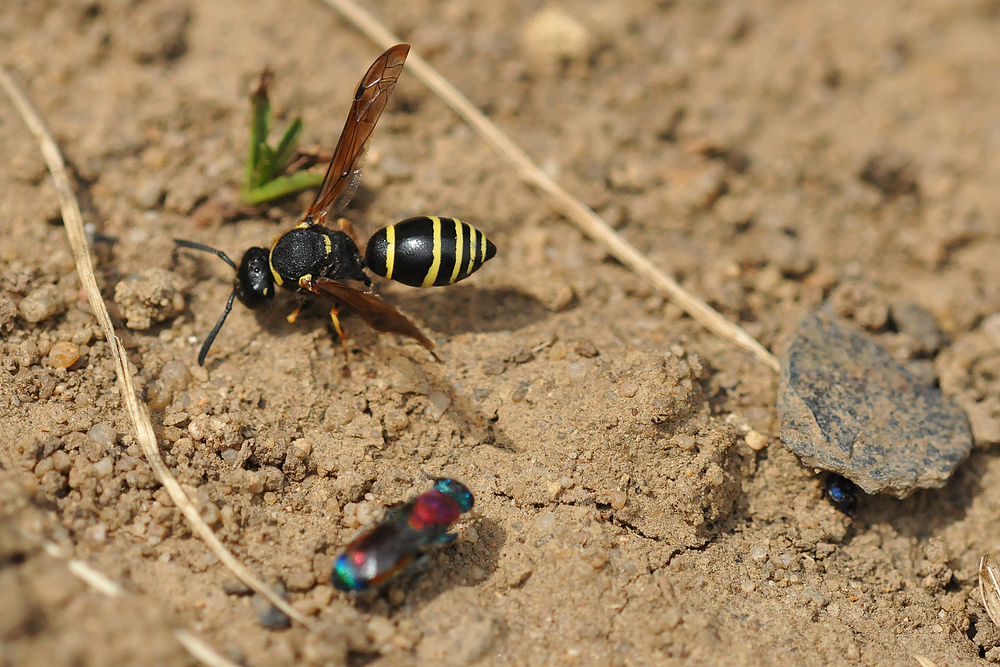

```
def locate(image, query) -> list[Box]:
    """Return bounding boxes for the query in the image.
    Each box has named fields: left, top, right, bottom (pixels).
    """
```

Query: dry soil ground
left=3, top=0, right=1000, bottom=665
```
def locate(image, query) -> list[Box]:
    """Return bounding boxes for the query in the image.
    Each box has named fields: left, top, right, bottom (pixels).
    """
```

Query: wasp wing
left=310, top=277, right=436, bottom=353
left=306, top=44, right=410, bottom=227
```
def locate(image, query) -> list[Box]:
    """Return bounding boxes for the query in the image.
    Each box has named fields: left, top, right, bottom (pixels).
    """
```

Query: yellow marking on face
left=449, top=218, right=464, bottom=284
left=421, top=216, right=443, bottom=287
left=298, top=274, right=312, bottom=290
left=324, top=235, right=332, bottom=256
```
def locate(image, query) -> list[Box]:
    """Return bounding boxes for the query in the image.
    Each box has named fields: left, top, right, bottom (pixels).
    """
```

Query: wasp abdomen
left=366, top=216, right=496, bottom=288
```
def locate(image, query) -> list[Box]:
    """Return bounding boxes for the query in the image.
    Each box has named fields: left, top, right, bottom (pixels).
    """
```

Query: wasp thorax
left=236, top=247, right=274, bottom=308
left=270, top=227, right=370, bottom=288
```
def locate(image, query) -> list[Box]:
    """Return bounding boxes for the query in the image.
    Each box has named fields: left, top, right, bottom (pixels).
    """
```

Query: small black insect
left=824, top=474, right=860, bottom=514
left=174, top=45, right=496, bottom=366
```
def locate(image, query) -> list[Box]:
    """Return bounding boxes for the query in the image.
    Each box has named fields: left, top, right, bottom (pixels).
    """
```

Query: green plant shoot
left=240, top=69, right=324, bottom=206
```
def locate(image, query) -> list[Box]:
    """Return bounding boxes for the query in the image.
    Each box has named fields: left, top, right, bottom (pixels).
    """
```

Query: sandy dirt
left=3, top=0, right=1000, bottom=664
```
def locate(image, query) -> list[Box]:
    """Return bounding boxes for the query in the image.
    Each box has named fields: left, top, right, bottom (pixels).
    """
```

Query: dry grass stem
left=318, top=0, right=781, bottom=373
left=0, top=67, right=309, bottom=627
left=173, top=630, right=245, bottom=667
left=66, top=558, right=126, bottom=597
left=980, top=554, right=1000, bottom=627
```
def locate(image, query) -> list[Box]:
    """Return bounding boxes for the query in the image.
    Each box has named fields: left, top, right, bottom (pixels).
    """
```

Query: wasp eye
left=236, top=247, right=275, bottom=309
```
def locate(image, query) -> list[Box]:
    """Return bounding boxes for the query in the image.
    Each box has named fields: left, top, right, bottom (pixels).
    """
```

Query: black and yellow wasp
left=175, top=45, right=496, bottom=366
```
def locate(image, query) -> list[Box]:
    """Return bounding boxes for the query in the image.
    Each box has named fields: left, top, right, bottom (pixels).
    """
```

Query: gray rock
left=778, top=309, right=972, bottom=497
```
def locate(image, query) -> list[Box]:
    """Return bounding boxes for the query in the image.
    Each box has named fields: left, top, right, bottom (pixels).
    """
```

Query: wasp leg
left=329, top=304, right=351, bottom=366
left=434, top=532, right=458, bottom=546
left=334, top=216, right=363, bottom=247
left=287, top=295, right=312, bottom=324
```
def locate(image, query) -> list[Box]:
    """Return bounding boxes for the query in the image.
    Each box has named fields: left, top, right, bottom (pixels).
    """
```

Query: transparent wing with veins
left=304, top=44, right=410, bottom=228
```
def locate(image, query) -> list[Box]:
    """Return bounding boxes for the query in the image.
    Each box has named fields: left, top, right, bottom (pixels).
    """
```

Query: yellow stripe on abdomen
left=421, top=216, right=443, bottom=287
left=449, top=218, right=464, bottom=284
left=384, top=224, right=396, bottom=280
left=466, top=225, right=477, bottom=277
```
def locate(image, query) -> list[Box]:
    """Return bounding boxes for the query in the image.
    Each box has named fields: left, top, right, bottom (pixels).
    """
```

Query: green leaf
left=256, top=144, right=278, bottom=189
left=240, top=170, right=325, bottom=206
left=246, top=76, right=272, bottom=189
left=265, top=117, right=303, bottom=184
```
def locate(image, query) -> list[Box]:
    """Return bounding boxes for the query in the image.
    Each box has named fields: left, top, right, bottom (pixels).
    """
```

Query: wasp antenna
left=174, top=238, right=239, bottom=272
left=198, top=288, right=238, bottom=366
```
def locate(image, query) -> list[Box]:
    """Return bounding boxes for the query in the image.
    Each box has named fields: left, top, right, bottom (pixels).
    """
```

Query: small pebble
left=890, top=302, right=944, bottom=354
left=575, top=339, right=599, bottom=358
left=610, top=490, right=627, bottom=510
left=511, top=383, right=529, bottom=402
left=745, top=431, right=768, bottom=451
left=92, top=457, right=114, bottom=478
left=673, top=434, right=696, bottom=450
left=48, top=342, right=80, bottom=369
left=159, top=360, right=191, bottom=393
left=426, top=392, right=450, bottom=421
left=87, top=423, right=117, bottom=448
left=19, top=284, right=63, bottom=323
left=113, top=268, right=184, bottom=330
left=324, top=403, right=356, bottom=429
left=16, top=340, right=39, bottom=367
left=511, top=348, right=534, bottom=364
left=801, top=587, right=827, bottom=606
left=589, top=554, right=608, bottom=570
left=482, top=359, right=506, bottom=376
left=618, top=381, right=639, bottom=398
left=71, top=328, right=95, bottom=345
left=749, top=545, right=768, bottom=562
left=383, top=409, right=409, bottom=433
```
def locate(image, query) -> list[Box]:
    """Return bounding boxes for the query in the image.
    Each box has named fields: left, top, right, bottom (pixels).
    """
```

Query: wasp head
left=433, top=478, right=474, bottom=513
left=236, top=247, right=275, bottom=309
